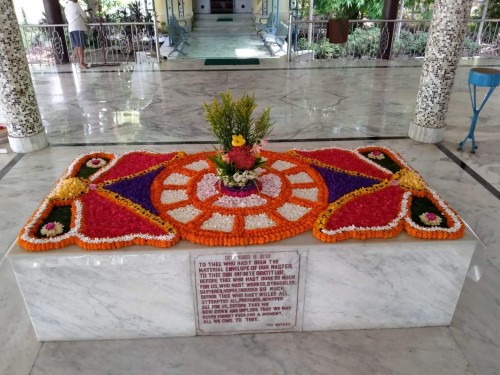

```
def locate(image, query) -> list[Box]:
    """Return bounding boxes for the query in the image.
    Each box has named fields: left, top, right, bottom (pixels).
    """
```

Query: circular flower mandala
left=151, top=151, right=329, bottom=246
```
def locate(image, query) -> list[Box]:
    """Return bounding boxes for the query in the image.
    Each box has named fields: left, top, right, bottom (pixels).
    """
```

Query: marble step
left=193, top=20, right=255, bottom=29
left=189, top=29, right=258, bottom=36
left=194, top=13, right=254, bottom=20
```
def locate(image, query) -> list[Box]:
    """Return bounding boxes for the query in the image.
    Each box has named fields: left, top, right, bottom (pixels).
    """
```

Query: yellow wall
left=154, top=0, right=288, bottom=27
left=155, top=0, right=194, bottom=26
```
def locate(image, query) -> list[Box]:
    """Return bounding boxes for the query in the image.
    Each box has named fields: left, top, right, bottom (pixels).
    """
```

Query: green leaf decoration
left=36, top=205, right=72, bottom=238
left=203, top=90, right=273, bottom=151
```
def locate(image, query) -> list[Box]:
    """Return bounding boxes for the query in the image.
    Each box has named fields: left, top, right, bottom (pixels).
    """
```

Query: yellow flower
left=396, top=169, right=426, bottom=191
left=50, top=177, right=89, bottom=200
left=232, top=135, right=246, bottom=147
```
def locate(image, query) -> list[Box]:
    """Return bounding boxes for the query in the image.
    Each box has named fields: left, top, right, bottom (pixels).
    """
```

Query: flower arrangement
left=288, top=146, right=465, bottom=242
left=18, top=147, right=465, bottom=252
left=203, top=90, right=273, bottom=189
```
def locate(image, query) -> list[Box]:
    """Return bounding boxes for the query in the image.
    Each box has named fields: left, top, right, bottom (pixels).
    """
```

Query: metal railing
left=20, top=21, right=158, bottom=66
left=288, top=19, right=500, bottom=61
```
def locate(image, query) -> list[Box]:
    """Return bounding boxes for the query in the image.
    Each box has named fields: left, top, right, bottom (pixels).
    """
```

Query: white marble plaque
left=193, top=251, right=300, bottom=334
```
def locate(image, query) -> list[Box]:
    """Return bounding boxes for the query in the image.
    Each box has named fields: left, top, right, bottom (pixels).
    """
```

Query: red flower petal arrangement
left=17, top=146, right=465, bottom=252
left=18, top=150, right=184, bottom=251
left=288, top=146, right=465, bottom=242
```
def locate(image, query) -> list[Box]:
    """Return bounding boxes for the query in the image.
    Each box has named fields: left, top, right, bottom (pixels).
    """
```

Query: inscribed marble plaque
left=193, top=251, right=300, bottom=334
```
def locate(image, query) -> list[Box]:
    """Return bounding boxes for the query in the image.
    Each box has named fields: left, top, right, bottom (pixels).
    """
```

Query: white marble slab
left=0, top=260, right=41, bottom=375
left=303, top=234, right=476, bottom=330
left=8, top=229, right=476, bottom=341
left=9, top=248, right=196, bottom=341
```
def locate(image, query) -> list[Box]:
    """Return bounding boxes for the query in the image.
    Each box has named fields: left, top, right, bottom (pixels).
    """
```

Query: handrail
left=20, top=21, right=158, bottom=66
left=291, top=18, right=500, bottom=25
left=20, top=22, right=154, bottom=28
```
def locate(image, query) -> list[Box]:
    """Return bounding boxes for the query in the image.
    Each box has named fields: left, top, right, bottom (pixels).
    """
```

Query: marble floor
left=1, top=57, right=500, bottom=374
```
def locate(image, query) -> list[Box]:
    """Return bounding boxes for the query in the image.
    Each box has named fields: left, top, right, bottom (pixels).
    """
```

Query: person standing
left=64, top=0, right=88, bottom=69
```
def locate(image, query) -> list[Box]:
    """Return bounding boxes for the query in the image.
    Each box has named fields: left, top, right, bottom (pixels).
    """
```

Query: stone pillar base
left=8, top=132, right=48, bottom=153
left=408, top=123, right=446, bottom=144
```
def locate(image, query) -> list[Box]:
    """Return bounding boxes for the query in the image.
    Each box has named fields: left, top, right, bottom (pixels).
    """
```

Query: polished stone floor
left=1, top=57, right=500, bottom=375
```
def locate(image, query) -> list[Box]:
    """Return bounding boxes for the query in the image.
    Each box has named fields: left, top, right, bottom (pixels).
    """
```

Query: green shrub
left=313, top=38, right=346, bottom=59
left=392, top=30, right=428, bottom=57
left=347, top=27, right=380, bottom=58
left=296, top=37, right=346, bottom=59
left=297, top=25, right=481, bottom=60
left=297, top=37, right=311, bottom=51
left=463, top=37, right=481, bottom=56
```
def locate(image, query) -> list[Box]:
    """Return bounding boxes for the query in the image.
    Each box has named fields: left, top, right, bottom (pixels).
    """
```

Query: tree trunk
left=395, top=0, right=405, bottom=39
left=308, top=0, right=313, bottom=43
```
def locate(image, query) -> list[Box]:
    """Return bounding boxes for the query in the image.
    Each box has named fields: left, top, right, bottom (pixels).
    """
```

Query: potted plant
left=327, top=6, right=355, bottom=44
left=203, top=90, right=273, bottom=191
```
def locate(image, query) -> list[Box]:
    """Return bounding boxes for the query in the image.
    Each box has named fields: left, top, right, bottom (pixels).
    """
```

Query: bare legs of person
left=75, top=46, right=87, bottom=69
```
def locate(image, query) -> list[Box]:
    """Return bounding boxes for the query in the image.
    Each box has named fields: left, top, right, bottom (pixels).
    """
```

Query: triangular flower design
left=18, top=151, right=184, bottom=251
left=288, top=146, right=465, bottom=242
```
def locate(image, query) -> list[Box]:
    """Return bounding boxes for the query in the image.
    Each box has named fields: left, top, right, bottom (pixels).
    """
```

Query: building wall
left=154, top=0, right=288, bottom=25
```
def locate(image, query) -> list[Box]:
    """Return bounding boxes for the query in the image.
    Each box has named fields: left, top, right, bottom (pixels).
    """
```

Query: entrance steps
left=192, top=14, right=256, bottom=35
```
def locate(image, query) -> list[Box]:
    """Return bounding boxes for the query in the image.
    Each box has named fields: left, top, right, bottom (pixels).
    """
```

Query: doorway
left=210, top=0, right=233, bottom=13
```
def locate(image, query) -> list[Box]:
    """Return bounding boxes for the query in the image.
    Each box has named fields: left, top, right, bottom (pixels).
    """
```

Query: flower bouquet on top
left=203, top=90, right=273, bottom=190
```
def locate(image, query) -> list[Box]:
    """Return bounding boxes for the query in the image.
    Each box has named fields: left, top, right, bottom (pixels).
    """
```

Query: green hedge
left=297, top=27, right=481, bottom=59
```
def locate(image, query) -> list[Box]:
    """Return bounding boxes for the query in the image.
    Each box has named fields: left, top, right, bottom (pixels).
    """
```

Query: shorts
left=70, top=31, right=85, bottom=48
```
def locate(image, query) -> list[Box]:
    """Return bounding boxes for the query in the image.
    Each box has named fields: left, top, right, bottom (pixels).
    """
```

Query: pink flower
left=419, top=211, right=443, bottom=226
left=426, top=213, right=437, bottom=220
left=251, top=143, right=262, bottom=155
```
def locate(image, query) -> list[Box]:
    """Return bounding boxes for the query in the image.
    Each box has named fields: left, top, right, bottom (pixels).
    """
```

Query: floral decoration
left=288, top=146, right=465, bottom=242
left=203, top=90, right=273, bottom=189
left=18, top=146, right=465, bottom=252
left=150, top=151, right=329, bottom=246
left=40, top=221, right=64, bottom=237
left=419, top=212, right=443, bottom=226
left=86, top=158, right=107, bottom=168
left=18, top=151, right=184, bottom=251
left=367, top=150, right=385, bottom=160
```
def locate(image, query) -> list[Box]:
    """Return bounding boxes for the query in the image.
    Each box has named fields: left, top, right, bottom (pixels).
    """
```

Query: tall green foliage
left=313, top=0, right=383, bottom=19
left=203, top=91, right=273, bottom=152
left=472, top=0, right=500, bottom=19
left=312, top=0, right=437, bottom=20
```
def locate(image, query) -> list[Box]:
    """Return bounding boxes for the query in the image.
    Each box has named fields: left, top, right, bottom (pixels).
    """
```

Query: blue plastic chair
left=458, top=68, right=500, bottom=153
